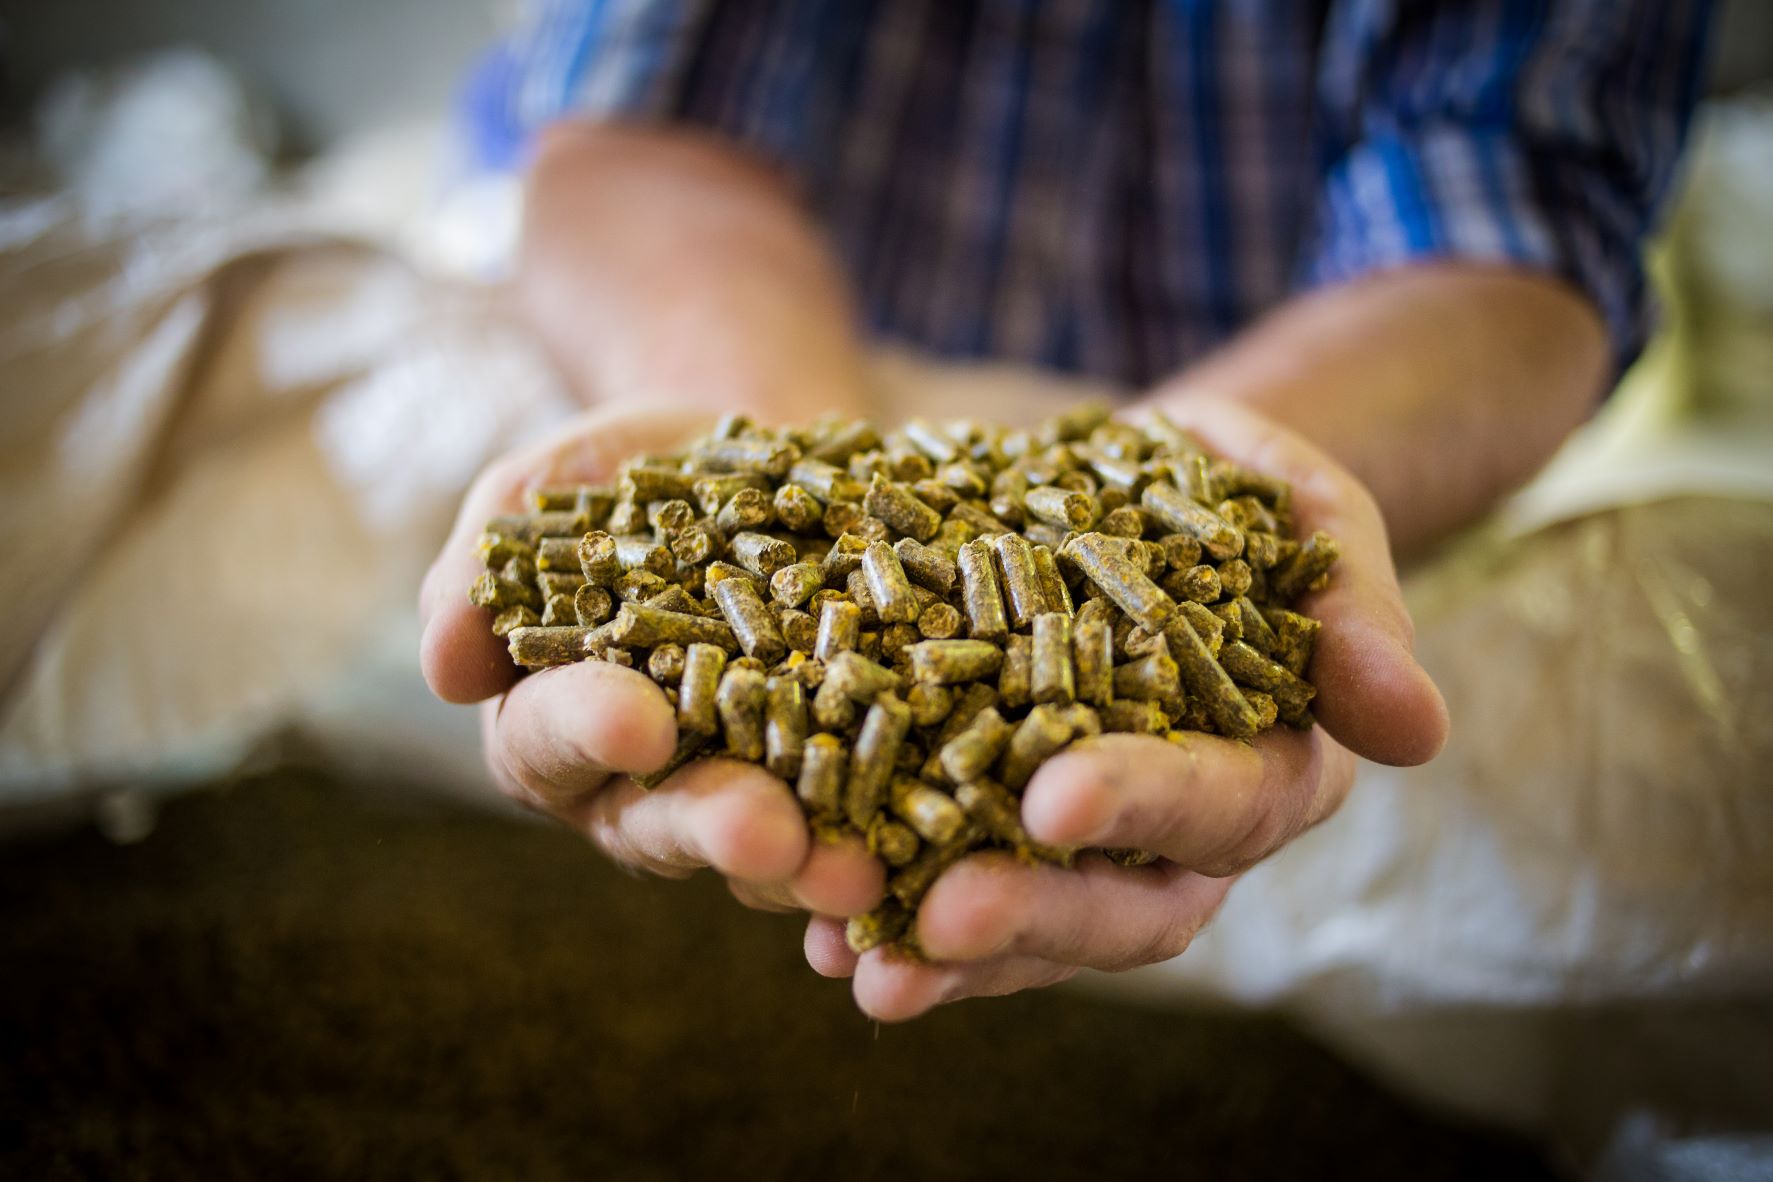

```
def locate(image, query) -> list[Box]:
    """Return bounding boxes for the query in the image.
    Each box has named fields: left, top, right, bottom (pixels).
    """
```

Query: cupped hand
left=419, top=404, right=885, bottom=919
left=804, top=399, right=1450, bottom=1021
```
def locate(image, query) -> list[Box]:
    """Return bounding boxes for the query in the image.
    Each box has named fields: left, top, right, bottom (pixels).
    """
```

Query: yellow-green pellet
left=1163, top=614, right=1259, bottom=739
left=1062, top=532, right=1176, bottom=632
left=470, top=571, right=542, bottom=611
left=814, top=598, right=862, bottom=661
left=1029, top=545, right=1073, bottom=618
left=1000, top=704, right=1075, bottom=790
left=765, top=675, right=808, bottom=779
left=864, top=473, right=942, bottom=542
left=677, top=643, right=727, bottom=736
left=541, top=592, right=576, bottom=626
left=1113, top=648, right=1180, bottom=700
left=1141, top=482, right=1244, bottom=561
left=633, top=731, right=710, bottom=790
left=774, top=483, right=825, bottom=532
left=710, top=573, right=786, bottom=663
left=847, top=694, right=911, bottom=830
left=787, top=457, right=866, bottom=503
left=862, top=540, right=920, bottom=624
left=696, top=437, right=800, bottom=478
left=647, top=643, right=686, bottom=686
left=717, top=666, right=768, bottom=760
left=1268, top=529, right=1339, bottom=600
left=1031, top=612, right=1075, bottom=706
left=1073, top=612, right=1114, bottom=706
left=608, top=603, right=738, bottom=652
left=491, top=604, right=539, bottom=637
left=1102, top=698, right=1168, bottom=734
left=797, top=733, right=846, bottom=819
left=890, top=777, right=967, bottom=844
left=507, top=625, right=595, bottom=667
left=1218, top=641, right=1316, bottom=724
left=938, top=706, right=1013, bottom=785
left=867, top=816, right=921, bottom=867
left=846, top=899, right=911, bottom=953
left=998, top=634, right=1034, bottom=709
left=888, top=826, right=979, bottom=908
left=1024, top=485, right=1097, bottom=530
left=957, top=539, right=1010, bottom=641
left=780, top=608, right=818, bottom=654
left=908, top=639, right=1003, bottom=685
left=991, top=532, right=1048, bottom=628
left=892, top=537, right=960, bottom=597
left=694, top=473, right=771, bottom=516
left=916, top=601, right=963, bottom=640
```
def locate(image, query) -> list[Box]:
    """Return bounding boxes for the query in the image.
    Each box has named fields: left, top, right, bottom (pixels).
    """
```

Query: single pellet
left=892, top=537, right=960, bottom=596
left=774, top=484, right=825, bottom=532
left=787, top=457, right=865, bottom=503
left=998, top=634, right=1034, bottom=709
left=908, top=639, right=1004, bottom=685
left=1000, top=704, right=1076, bottom=790
left=764, top=675, right=809, bottom=779
left=612, top=534, right=674, bottom=577
left=622, top=465, right=697, bottom=503
left=1102, top=698, right=1168, bottom=734
left=538, top=592, right=573, bottom=626
left=863, top=474, right=942, bottom=542
left=1177, top=600, right=1225, bottom=657
left=576, top=532, right=622, bottom=585
left=767, top=561, right=823, bottom=607
left=821, top=650, right=901, bottom=706
left=1141, top=482, right=1244, bottom=561
left=1265, top=607, right=1321, bottom=677
left=845, top=900, right=911, bottom=953
left=1268, top=529, right=1339, bottom=600
left=1072, top=613, right=1114, bottom=706
left=779, top=608, right=819, bottom=654
left=905, top=682, right=955, bottom=728
left=677, top=643, right=727, bottom=736
left=921, top=682, right=1000, bottom=782
left=862, top=541, right=919, bottom=624
left=915, top=601, right=963, bottom=640
left=867, top=816, right=921, bottom=868
left=822, top=500, right=865, bottom=539
left=1024, top=485, right=1097, bottom=530
left=938, top=706, right=1013, bottom=785
left=797, top=733, right=846, bottom=819
left=880, top=622, right=922, bottom=667
left=815, top=598, right=862, bottom=661
left=1062, top=532, right=1176, bottom=632
left=729, top=531, right=796, bottom=579
left=1114, top=649, right=1180, bottom=700
left=1031, top=613, right=1076, bottom=706
left=1163, top=614, right=1260, bottom=739
left=606, top=603, right=738, bottom=653
left=470, top=571, right=542, bottom=611
left=889, top=777, right=967, bottom=844
left=645, top=643, right=686, bottom=686
left=613, top=569, right=667, bottom=603
left=710, top=574, right=786, bottom=663
left=694, top=473, right=771, bottom=516
left=716, top=666, right=768, bottom=761
left=991, top=532, right=1048, bottom=628
left=1237, top=595, right=1281, bottom=656
left=1172, top=564, right=1222, bottom=604
left=956, top=539, right=1010, bottom=642
left=696, top=437, right=800, bottom=477
left=715, top=487, right=774, bottom=536
left=1218, top=641, right=1316, bottom=723
left=492, top=604, right=539, bottom=636
left=847, top=694, right=912, bottom=830
left=507, top=625, right=595, bottom=667
left=643, top=584, right=703, bottom=616
left=1243, top=689, right=1280, bottom=731
left=1029, top=545, right=1074, bottom=618
left=1217, top=558, right=1254, bottom=600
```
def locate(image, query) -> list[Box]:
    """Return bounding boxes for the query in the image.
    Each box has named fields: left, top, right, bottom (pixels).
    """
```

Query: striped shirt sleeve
left=1303, top=0, right=1714, bottom=372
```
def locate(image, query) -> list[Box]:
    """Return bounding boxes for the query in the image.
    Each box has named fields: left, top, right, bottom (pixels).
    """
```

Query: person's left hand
left=800, top=400, right=1450, bottom=1020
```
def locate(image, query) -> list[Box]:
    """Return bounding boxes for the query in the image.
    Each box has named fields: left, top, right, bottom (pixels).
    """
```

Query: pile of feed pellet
left=468, top=406, right=1335, bottom=954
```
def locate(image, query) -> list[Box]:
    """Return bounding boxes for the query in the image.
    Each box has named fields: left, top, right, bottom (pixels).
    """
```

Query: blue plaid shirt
left=464, top=0, right=1712, bottom=387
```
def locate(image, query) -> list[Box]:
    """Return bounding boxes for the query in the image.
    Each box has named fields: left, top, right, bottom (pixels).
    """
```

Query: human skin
left=423, top=123, right=1608, bottom=1019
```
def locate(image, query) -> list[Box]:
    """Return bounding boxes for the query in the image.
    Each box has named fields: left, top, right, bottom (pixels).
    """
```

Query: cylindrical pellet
left=715, top=487, right=774, bottom=535
left=815, top=598, right=862, bottom=661
left=905, top=681, right=955, bottom=728
left=1141, top=482, right=1244, bottom=561
left=888, top=828, right=979, bottom=908
left=999, top=704, right=1075, bottom=790
left=694, top=473, right=770, bottom=516
left=908, top=639, right=1004, bottom=685
left=1062, top=532, right=1176, bottom=632
left=779, top=608, right=819, bottom=654
left=1217, top=558, right=1254, bottom=600
left=845, top=900, right=911, bottom=953
left=765, top=675, right=809, bottom=779
left=769, top=561, right=823, bottom=607
left=863, top=474, right=942, bottom=542
left=1073, top=612, right=1114, bottom=706
left=1031, top=612, right=1075, bottom=706
left=957, top=539, right=1010, bottom=642
left=507, top=625, right=594, bottom=667
left=1218, top=641, right=1315, bottom=723
left=916, top=601, right=963, bottom=640
left=647, top=643, right=686, bottom=685
left=730, top=531, right=797, bottom=579
left=997, top=634, right=1033, bottom=709
left=1162, top=615, right=1259, bottom=739
left=867, top=816, right=921, bottom=867
left=787, top=457, right=865, bottom=503
left=890, top=777, right=967, bottom=844
left=695, top=437, right=800, bottom=477
left=991, top=532, right=1048, bottom=628
left=797, top=733, right=846, bottom=819
left=773, top=483, right=825, bottom=532
left=717, top=667, right=768, bottom=761
left=862, top=541, right=919, bottom=624
left=1114, top=649, right=1180, bottom=700
left=607, top=603, right=739, bottom=652
left=1029, top=545, right=1073, bottom=618
left=892, top=537, right=959, bottom=596
left=470, top=571, right=542, bottom=611
left=938, top=706, right=1013, bottom=785
left=710, top=575, right=787, bottom=663
left=677, top=643, right=727, bottom=736
left=1102, top=698, right=1168, bottom=734
left=491, top=605, right=539, bottom=636
left=1268, top=529, right=1339, bottom=600
left=1024, top=485, right=1097, bottom=530
left=846, top=694, right=912, bottom=830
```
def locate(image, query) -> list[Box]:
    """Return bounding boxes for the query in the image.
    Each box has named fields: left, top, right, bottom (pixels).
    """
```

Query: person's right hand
left=419, top=404, right=886, bottom=919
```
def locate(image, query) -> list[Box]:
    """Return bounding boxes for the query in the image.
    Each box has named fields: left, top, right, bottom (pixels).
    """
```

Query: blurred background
left=1, top=2, right=1770, bottom=1179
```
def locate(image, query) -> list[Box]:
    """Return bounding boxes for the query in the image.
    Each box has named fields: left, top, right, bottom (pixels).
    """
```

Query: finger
left=804, top=916, right=858, bottom=979
left=420, top=405, right=711, bottom=704
left=485, top=660, right=679, bottom=808
left=914, top=851, right=1233, bottom=970
left=1152, top=401, right=1449, bottom=766
left=729, top=879, right=797, bottom=914
left=789, top=834, right=887, bottom=918
left=569, top=757, right=809, bottom=884
left=1020, top=731, right=1352, bottom=875
left=851, top=947, right=1076, bottom=1023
